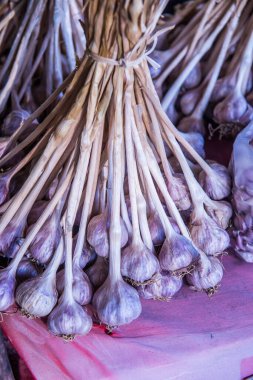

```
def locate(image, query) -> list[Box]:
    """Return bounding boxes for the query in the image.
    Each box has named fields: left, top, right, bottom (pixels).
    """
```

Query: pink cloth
left=2, top=255, right=253, bottom=380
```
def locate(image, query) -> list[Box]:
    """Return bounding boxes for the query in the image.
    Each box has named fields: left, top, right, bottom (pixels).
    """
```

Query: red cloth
left=2, top=255, right=253, bottom=380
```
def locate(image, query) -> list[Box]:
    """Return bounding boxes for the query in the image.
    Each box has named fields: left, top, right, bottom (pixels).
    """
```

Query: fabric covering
left=2, top=254, right=253, bottom=380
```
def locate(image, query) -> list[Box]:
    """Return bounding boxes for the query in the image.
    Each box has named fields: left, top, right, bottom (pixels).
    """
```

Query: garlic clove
left=199, top=163, right=231, bottom=200
left=0, top=268, right=16, bottom=311
left=186, top=257, right=223, bottom=293
left=121, top=243, right=159, bottom=283
left=16, top=275, right=58, bottom=317
left=92, top=278, right=141, bottom=327
left=138, top=271, right=182, bottom=300
left=159, top=234, right=199, bottom=274
left=190, top=212, right=230, bottom=256
left=48, top=298, right=92, bottom=338
left=86, top=256, right=109, bottom=289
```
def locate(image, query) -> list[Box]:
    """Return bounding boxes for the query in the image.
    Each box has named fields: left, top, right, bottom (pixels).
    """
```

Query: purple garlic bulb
left=178, top=117, right=205, bottom=135
left=138, top=271, right=182, bottom=300
left=199, top=163, right=231, bottom=200
left=0, top=220, right=25, bottom=256
left=167, top=174, right=191, bottom=211
left=190, top=211, right=230, bottom=256
left=57, top=267, right=92, bottom=306
left=86, top=257, right=109, bottom=289
left=0, top=267, right=16, bottom=311
left=205, top=201, right=232, bottom=229
left=48, top=297, right=92, bottom=337
left=213, top=92, right=248, bottom=124
left=87, top=213, right=128, bottom=257
left=180, top=87, right=202, bottom=116
left=93, top=278, right=142, bottom=327
left=27, top=200, right=48, bottom=226
left=1, top=110, right=30, bottom=137
left=183, top=63, right=202, bottom=90
left=121, top=242, right=159, bottom=283
left=159, top=234, right=199, bottom=273
left=16, top=258, right=38, bottom=282
left=180, top=131, right=205, bottom=158
left=186, top=257, right=223, bottom=292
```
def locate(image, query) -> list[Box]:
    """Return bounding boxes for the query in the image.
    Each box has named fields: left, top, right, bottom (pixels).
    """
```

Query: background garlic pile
left=0, top=0, right=237, bottom=339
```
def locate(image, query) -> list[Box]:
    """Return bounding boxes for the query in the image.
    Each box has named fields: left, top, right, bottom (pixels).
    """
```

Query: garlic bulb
left=167, top=174, right=191, bottom=211
left=2, top=110, right=30, bottom=137
left=87, top=213, right=128, bottom=257
left=16, top=258, right=38, bottom=282
left=0, top=267, right=16, bottom=311
left=121, top=242, right=159, bottom=283
left=48, top=297, right=92, bottom=338
left=57, top=266, right=92, bottom=306
left=190, top=211, right=230, bottom=256
left=86, top=256, right=109, bottom=288
left=199, top=163, right=231, bottom=200
left=205, top=201, right=232, bottom=229
left=138, top=271, right=183, bottom=300
left=15, top=239, right=63, bottom=317
left=0, top=220, right=25, bottom=256
left=92, top=278, right=141, bottom=327
left=186, top=257, right=223, bottom=292
left=159, top=233, right=199, bottom=273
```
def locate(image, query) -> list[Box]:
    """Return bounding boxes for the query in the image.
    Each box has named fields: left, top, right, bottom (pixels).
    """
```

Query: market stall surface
left=2, top=254, right=253, bottom=380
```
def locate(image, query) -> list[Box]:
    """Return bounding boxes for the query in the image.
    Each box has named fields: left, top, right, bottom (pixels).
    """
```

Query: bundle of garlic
left=0, top=0, right=231, bottom=339
left=0, top=0, right=85, bottom=128
left=231, top=121, right=253, bottom=263
left=150, top=0, right=253, bottom=141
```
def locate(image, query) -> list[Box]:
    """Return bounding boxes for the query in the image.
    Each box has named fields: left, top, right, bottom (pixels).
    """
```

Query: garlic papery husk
left=48, top=297, right=92, bottom=338
left=190, top=211, right=230, bottom=256
left=186, top=257, right=223, bottom=294
left=56, top=266, right=93, bottom=306
left=167, top=174, right=191, bottom=211
left=86, top=256, right=109, bottom=289
left=87, top=213, right=128, bottom=257
left=15, top=238, right=63, bottom=317
left=16, top=259, right=38, bottom=282
left=121, top=242, right=159, bottom=284
left=159, top=233, right=200, bottom=275
left=138, top=271, right=183, bottom=301
left=205, top=201, right=232, bottom=229
left=199, top=163, right=231, bottom=200
left=0, top=267, right=16, bottom=311
left=92, top=278, right=141, bottom=327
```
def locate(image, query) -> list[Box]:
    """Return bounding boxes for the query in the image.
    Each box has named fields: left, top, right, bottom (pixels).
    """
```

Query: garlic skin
left=16, top=259, right=38, bottom=282
left=0, top=268, right=16, bottom=311
left=48, top=298, right=92, bottom=337
left=57, top=267, right=92, bottom=306
left=186, top=257, right=223, bottom=291
left=87, top=213, right=128, bottom=257
left=167, top=174, right=191, bottom=211
left=121, top=243, right=159, bottom=283
left=138, top=271, right=182, bottom=300
left=205, top=201, right=232, bottom=229
left=159, top=234, right=199, bottom=272
left=86, top=257, right=109, bottom=288
left=199, top=163, right=231, bottom=200
left=92, top=278, right=141, bottom=326
left=16, top=274, right=58, bottom=317
left=190, top=212, right=230, bottom=256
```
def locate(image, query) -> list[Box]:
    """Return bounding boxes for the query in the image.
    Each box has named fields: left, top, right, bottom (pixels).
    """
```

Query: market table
left=2, top=254, right=253, bottom=380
